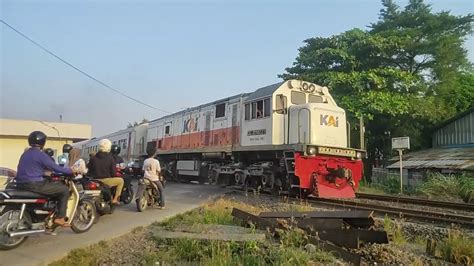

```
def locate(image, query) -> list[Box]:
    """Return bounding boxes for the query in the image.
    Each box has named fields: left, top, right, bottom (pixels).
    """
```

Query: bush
left=439, top=229, right=474, bottom=264
left=418, top=172, right=474, bottom=203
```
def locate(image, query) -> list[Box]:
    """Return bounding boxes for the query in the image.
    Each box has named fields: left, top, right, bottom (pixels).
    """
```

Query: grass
left=158, top=198, right=263, bottom=230
left=383, top=216, right=406, bottom=245
left=438, top=229, right=474, bottom=264
left=51, top=197, right=335, bottom=265
left=418, top=173, right=474, bottom=203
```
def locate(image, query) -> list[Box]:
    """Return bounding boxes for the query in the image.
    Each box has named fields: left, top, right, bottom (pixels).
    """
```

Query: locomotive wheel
left=234, top=172, right=244, bottom=185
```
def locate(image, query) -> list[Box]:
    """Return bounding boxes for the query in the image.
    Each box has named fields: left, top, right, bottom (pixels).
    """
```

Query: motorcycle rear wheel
left=71, top=199, right=96, bottom=233
left=0, top=208, right=32, bottom=250
left=136, top=194, right=148, bottom=212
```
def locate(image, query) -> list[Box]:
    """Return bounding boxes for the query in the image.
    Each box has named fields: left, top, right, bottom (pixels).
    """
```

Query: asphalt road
left=0, top=182, right=229, bottom=266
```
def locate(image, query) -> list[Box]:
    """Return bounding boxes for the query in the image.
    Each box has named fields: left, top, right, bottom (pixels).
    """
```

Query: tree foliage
left=280, top=0, right=473, bottom=176
left=127, top=118, right=149, bottom=128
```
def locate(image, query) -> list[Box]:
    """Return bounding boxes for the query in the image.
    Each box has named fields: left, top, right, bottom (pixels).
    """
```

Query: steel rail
left=310, top=198, right=474, bottom=228
left=356, top=192, right=474, bottom=211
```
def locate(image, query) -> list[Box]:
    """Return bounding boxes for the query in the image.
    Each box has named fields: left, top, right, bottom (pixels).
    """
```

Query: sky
left=1, top=0, right=473, bottom=136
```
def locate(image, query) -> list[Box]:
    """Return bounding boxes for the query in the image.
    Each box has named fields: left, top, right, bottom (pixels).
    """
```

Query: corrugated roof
left=433, top=106, right=474, bottom=131
left=245, top=82, right=284, bottom=102
left=387, top=147, right=474, bottom=170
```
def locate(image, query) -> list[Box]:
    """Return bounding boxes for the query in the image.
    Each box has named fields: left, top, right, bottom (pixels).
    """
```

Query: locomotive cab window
left=215, top=103, right=226, bottom=118
left=165, top=125, right=170, bottom=135
left=264, top=98, right=271, bottom=117
left=247, top=97, right=271, bottom=120
left=245, top=104, right=250, bottom=120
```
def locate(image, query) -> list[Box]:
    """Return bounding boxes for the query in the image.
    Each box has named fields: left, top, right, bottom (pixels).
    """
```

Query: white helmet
left=98, top=139, right=112, bottom=152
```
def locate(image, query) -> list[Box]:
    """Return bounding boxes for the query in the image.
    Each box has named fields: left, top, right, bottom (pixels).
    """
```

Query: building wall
left=433, top=111, right=474, bottom=147
left=0, top=119, right=92, bottom=189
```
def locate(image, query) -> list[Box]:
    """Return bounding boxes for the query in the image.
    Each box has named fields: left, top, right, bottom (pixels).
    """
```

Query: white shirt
left=142, top=158, right=161, bottom=181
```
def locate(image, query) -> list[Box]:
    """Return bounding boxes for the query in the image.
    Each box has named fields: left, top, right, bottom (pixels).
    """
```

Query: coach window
left=245, top=104, right=250, bottom=120
left=291, top=91, right=306, bottom=104
left=215, top=103, right=226, bottom=118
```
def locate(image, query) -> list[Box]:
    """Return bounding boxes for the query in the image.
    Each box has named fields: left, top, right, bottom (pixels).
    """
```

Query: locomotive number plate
left=317, top=147, right=356, bottom=157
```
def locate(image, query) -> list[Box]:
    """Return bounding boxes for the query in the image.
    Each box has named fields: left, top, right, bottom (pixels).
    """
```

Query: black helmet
left=146, top=146, right=156, bottom=157
left=28, top=131, right=47, bottom=147
left=111, top=144, right=121, bottom=155
left=62, top=144, right=73, bottom=153
left=44, top=148, right=54, bottom=157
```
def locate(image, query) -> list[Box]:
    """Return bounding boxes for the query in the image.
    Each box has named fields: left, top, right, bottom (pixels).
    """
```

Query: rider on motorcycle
left=142, top=147, right=165, bottom=209
left=87, top=139, right=124, bottom=204
left=15, top=131, right=75, bottom=227
left=111, top=144, right=125, bottom=176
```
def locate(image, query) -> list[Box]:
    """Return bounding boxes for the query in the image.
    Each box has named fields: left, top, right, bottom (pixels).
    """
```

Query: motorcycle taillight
left=85, top=181, right=98, bottom=190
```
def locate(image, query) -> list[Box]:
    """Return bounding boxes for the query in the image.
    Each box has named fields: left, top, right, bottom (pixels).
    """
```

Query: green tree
left=280, top=0, right=473, bottom=179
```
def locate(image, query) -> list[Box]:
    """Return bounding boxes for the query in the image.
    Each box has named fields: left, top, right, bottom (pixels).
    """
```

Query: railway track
left=232, top=187, right=474, bottom=228
left=356, top=192, right=474, bottom=212
left=310, top=197, right=474, bottom=228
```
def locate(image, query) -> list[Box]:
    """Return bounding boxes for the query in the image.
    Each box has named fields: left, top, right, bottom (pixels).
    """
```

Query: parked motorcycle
left=0, top=174, right=96, bottom=250
left=135, top=177, right=164, bottom=212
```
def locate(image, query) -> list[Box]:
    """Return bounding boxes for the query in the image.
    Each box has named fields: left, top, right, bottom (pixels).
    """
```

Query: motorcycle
left=0, top=174, right=96, bottom=250
left=135, top=177, right=164, bottom=212
left=114, top=166, right=134, bottom=205
left=80, top=177, right=115, bottom=216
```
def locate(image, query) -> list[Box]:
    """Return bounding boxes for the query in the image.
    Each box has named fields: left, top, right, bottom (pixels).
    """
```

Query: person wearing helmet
left=87, top=139, right=124, bottom=204
left=44, top=148, right=55, bottom=162
left=15, top=131, right=75, bottom=227
left=111, top=144, right=125, bottom=176
left=58, top=144, right=73, bottom=167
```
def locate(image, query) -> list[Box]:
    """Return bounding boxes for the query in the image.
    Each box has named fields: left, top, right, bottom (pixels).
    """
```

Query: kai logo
left=320, top=114, right=339, bottom=127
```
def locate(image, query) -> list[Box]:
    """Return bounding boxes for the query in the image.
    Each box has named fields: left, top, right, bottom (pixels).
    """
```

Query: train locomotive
left=144, top=80, right=365, bottom=198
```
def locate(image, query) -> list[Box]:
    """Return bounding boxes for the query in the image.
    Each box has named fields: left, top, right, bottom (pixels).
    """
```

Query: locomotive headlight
left=356, top=152, right=362, bottom=159
left=307, top=146, right=317, bottom=156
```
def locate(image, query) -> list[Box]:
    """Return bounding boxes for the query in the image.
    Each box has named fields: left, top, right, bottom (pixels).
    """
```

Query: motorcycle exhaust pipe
left=8, top=229, right=46, bottom=238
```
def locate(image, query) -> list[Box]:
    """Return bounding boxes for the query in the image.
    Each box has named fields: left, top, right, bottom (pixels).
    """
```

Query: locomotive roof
left=149, top=81, right=285, bottom=123
left=245, top=81, right=284, bottom=102
left=150, top=93, right=248, bottom=122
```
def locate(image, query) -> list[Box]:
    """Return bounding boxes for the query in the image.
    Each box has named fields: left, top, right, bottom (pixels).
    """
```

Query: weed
left=438, top=229, right=474, bottom=264
left=383, top=216, right=406, bottom=245
left=417, top=172, right=474, bottom=202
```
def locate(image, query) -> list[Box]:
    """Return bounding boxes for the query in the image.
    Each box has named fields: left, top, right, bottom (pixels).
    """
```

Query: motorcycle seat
left=5, top=189, right=48, bottom=199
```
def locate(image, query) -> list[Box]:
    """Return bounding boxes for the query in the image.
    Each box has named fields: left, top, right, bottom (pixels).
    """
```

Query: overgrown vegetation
left=438, top=229, right=474, bottom=264
left=360, top=172, right=474, bottom=202
left=51, top=198, right=336, bottom=265
left=383, top=216, right=407, bottom=245
left=418, top=173, right=474, bottom=203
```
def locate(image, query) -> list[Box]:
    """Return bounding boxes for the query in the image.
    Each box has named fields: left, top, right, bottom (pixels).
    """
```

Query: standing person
left=68, top=148, right=88, bottom=178
left=142, top=147, right=165, bottom=209
left=15, top=131, right=75, bottom=227
left=87, top=139, right=124, bottom=204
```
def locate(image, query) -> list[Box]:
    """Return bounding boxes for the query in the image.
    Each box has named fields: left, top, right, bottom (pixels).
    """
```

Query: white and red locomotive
left=145, top=80, right=364, bottom=198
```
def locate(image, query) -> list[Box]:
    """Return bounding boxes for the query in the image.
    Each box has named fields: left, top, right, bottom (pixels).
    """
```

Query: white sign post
left=392, top=137, right=410, bottom=194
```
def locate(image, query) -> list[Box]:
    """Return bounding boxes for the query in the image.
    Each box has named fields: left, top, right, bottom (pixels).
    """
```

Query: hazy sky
left=1, top=0, right=473, bottom=136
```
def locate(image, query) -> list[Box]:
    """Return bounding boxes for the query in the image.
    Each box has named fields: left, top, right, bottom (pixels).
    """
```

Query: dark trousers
left=153, top=180, right=165, bottom=207
left=19, top=181, right=70, bottom=218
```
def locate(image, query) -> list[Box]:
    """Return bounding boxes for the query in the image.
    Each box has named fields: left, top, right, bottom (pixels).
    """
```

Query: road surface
left=0, top=182, right=229, bottom=266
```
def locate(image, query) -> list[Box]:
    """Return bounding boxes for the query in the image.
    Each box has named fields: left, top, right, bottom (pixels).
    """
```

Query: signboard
left=392, top=137, right=410, bottom=150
